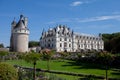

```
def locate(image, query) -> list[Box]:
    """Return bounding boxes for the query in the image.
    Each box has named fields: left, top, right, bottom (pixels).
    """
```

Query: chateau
left=40, top=25, right=104, bottom=52
left=10, top=15, right=104, bottom=53
left=10, top=15, right=29, bottom=52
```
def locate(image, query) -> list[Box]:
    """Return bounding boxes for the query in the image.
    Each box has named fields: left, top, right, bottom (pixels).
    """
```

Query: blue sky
left=0, top=0, right=120, bottom=47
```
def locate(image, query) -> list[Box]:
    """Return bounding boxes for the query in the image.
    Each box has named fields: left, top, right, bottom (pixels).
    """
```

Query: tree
left=102, top=32, right=120, bottom=53
left=0, top=62, right=18, bottom=80
left=0, top=51, right=8, bottom=62
left=41, top=49, right=55, bottom=71
left=29, top=41, right=39, bottom=47
left=24, top=53, right=40, bottom=80
left=0, top=43, right=4, bottom=48
left=96, top=52, right=114, bottom=80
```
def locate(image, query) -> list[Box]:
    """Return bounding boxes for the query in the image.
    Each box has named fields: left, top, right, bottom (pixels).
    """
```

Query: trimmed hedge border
left=14, top=65, right=119, bottom=80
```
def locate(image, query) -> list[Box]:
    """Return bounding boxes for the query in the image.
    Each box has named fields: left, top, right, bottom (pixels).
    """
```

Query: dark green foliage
left=0, top=63, right=18, bottom=80
left=24, top=53, right=40, bottom=63
left=18, top=68, right=34, bottom=80
left=96, top=52, right=114, bottom=66
left=102, top=32, right=120, bottom=53
left=24, top=53, right=40, bottom=80
left=0, top=51, right=8, bottom=61
left=29, top=41, right=39, bottom=47
left=0, top=43, right=4, bottom=48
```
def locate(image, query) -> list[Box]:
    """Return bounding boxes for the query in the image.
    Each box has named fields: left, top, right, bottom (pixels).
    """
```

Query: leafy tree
left=0, top=51, right=8, bottom=62
left=0, top=62, right=18, bottom=80
left=0, top=43, right=4, bottom=48
left=41, top=49, right=55, bottom=70
left=24, top=52, right=40, bottom=80
left=29, top=41, right=39, bottom=47
left=102, top=32, right=120, bottom=53
left=96, top=52, right=114, bottom=80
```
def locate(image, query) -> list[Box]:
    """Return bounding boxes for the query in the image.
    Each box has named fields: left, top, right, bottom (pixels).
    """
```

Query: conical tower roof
left=14, top=20, right=25, bottom=29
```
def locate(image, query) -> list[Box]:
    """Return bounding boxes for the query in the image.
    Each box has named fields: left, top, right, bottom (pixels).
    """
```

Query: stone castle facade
left=10, top=15, right=29, bottom=52
left=40, top=25, right=104, bottom=52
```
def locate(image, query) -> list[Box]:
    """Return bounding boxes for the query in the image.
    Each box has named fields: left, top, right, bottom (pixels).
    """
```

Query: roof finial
left=20, top=14, right=24, bottom=20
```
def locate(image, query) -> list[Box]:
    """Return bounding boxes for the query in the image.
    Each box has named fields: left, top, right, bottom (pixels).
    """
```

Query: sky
left=0, top=0, right=120, bottom=47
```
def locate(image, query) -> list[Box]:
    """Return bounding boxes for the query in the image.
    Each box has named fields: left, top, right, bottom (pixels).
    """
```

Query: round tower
left=11, top=15, right=30, bottom=52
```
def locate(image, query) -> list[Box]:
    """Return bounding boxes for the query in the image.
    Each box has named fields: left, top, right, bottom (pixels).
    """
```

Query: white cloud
left=46, top=15, right=120, bottom=24
left=78, top=15, right=120, bottom=22
left=70, top=1, right=83, bottom=6
left=70, top=0, right=97, bottom=7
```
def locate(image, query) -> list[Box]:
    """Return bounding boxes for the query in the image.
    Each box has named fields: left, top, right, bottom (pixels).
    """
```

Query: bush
left=0, top=62, right=18, bottom=80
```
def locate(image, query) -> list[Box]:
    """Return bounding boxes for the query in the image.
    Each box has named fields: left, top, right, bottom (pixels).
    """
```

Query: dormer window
left=65, top=38, right=67, bottom=41
left=60, top=38, right=62, bottom=41
left=69, top=39, right=71, bottom=42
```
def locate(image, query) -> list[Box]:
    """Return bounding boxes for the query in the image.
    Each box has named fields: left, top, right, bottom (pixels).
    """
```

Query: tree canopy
left=29, top=41, right=39, bottom=48
left=24, top=53, right=40, bottom=64
left=0, top=43, right=4, bottom=48
left=102, top=32, right=120, bottom=53
left=0, top=63, right=18, bottom=80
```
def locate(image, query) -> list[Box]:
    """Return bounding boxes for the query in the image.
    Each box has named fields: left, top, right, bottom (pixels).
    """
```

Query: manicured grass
left=45, top=73, right=82, bottom=80
left=5, top=59, right=120, bottom=79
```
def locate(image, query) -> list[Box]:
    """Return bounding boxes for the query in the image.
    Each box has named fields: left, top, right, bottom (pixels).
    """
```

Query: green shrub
left=0, top=62, right=18, bottom=80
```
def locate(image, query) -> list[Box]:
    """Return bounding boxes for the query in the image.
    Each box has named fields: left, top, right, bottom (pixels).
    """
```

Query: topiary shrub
left=0, top=62, right=18, bottom=80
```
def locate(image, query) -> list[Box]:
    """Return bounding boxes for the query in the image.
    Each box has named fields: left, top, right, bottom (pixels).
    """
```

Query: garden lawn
left=5, top=59, right=120, bottom=79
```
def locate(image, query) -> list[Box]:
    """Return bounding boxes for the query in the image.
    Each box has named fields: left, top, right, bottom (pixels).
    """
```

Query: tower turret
left=24, top=17, right=28, bottom=27
left=10, top=15, right=30, bottom=52
left=11, top=18, right=16, bottom=30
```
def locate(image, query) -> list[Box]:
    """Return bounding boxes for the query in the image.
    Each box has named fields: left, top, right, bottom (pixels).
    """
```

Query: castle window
left=48, top=44, right=50, bottom=47
left=65, top=38, right=67, bottom=41
left=60, top=43, right=62, bottom=47
left=69, top=44, right=71, bottom=47
left=69, top=39, right=71, bottom=42
left=80, top=36, right=82, bottom=38
left=48, top=39, right=50, bottom=42
left=64, top=42, right=67, bottom=47
left=60, top=38, right=62, bottom=41
left=87, top=37, right=89, bottom=39
left=90, top=37, right=92, bottom=40
left=52, top=44, right=53, bottom=47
